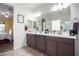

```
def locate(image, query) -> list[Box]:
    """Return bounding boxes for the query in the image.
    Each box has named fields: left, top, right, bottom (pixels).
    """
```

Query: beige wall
left=0, top=16, right=13, bottom=33
left=5, top=19, right=13, bottom=33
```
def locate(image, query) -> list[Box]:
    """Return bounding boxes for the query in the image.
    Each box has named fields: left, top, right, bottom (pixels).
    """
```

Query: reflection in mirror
left=27, top=20, right=32, bottom=29
left=26, top=3, right=71, bottom=33
left=27, top=19, right=38, bottom=32
left=51, top=20, right=60, bottom=31
left=37, top=4, right=71, bottom=33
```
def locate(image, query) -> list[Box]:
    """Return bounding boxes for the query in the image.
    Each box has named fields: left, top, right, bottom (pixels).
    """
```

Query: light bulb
left=62, top=3, right=70, bottom=8
left=33, top=12, right=42, bottom=18
left=5, top=14, right=9, bottom=18
left=51, top=5, right=58, bottom=11
left=58, top=3, right=63, bottom=11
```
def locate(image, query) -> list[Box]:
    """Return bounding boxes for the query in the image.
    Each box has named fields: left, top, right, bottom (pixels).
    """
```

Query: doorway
left=0, top=3, right=13, bottom=53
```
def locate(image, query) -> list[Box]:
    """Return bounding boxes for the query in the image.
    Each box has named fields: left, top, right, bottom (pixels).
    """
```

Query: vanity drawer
left=46, top=36, right=57, bottom=41
left=56, top=37, right=74, bottom=45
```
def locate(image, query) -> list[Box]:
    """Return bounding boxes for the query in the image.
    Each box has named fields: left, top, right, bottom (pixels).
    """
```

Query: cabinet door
left=36, top=35, right=45, bottom=52
left=27, top=34, right=35, bottom=48
left=46, top=37, right=56, bottom=56
left=57, top=42, right=74, bottom=56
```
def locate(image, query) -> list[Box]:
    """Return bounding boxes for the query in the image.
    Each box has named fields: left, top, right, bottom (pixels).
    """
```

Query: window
left=51, top=20, right=60, bottom=31
left=27, top=20, right=33, bottom=29
left=0, top=24, right=5, bottom=32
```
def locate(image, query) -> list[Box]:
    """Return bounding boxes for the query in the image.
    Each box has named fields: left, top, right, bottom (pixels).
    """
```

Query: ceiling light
left=57, top=3, right=63, bottom=11
left=33, top=12, right=42, bottom=18
left=62, top=3, right=70, bottom=8
left=36, top=12, right=42, bottom=17
left=51, top=5, right=58, bottom=11
left=5, top=14, right=9, bottom=18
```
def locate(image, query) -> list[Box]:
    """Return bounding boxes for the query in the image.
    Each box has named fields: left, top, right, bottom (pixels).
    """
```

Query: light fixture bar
left=51, top=3, right=70, bottom=12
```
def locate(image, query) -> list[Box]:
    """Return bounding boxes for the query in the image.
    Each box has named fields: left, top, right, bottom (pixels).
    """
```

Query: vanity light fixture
left=50, top=3, right=70, bottom=12
left=51, top=5, right=58, bottom=11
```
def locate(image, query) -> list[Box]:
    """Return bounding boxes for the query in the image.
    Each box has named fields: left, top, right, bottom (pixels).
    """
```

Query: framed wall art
left=17, top=14, right=24, bottom=23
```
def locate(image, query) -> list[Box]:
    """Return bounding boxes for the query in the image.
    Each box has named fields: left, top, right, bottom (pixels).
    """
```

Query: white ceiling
left=31, top=3, right=70, bottom=16
left=0, top=3, right=70, bottom=20
left=24, top=3, right=44, bottom=10
left=32, top=3, right=57, bottom=13
left=0, top=3, right=13, bottom=19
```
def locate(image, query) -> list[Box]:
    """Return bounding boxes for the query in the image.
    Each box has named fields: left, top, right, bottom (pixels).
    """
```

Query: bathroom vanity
left=26, top=32, right=76, bottom=56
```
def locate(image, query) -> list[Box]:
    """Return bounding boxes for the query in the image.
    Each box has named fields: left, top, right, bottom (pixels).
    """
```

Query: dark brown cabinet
left=57, top=38, right=74, bottom=56
left=46, top=37, right=56, bottom=55
left=27, top=34, right=75, bottom=56
left=46, top=36, right=74, bottom=56
left=27, top=34, right=35, bottom=48
left=36, top=35, right=45, bottom=52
